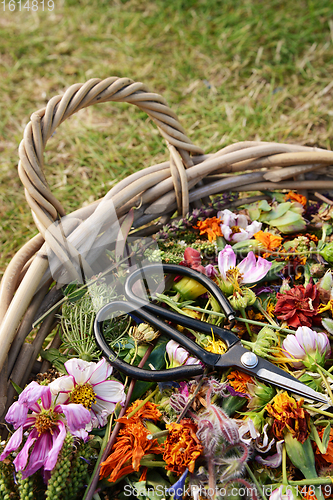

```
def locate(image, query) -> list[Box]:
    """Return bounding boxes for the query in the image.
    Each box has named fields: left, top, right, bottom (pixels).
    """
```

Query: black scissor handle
left=94, top=301, right=205, bottom=381
left=124, top=264, right=238, bottom=348
left=125, top=263, right=236, bottom=324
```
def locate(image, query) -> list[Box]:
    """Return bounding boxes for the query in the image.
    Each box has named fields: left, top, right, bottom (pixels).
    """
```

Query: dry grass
left=1, top=0, right=333, bottom=275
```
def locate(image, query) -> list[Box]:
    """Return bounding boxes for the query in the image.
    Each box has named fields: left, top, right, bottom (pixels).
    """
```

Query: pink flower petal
left=295, top=326, right=317, bottom=353
left=64, top=359, right=92, bottom=384
left=41, top=388, right=52, bottom=410
left=231, top=231, right=250, bottom=243
left=218, top=245, right=236, bottom=279
left=0, top=426, right=23, bottom=460
left=93, top=380, right=125, bottom=404
left=20, top=431, right=52, bottom=479
left=5, top=402, right=29, bottom=429
left=18, top=381, right=49, bottom=409
left=88, top=358, right=113, bottom=386
left=242, top=255, right=272, bottom=283
left=13, top=429, right=37, bottom=474
left=237, top=251, right=256, bottom=278
left=49, top=375, right=75, bottom=396
left=221, top=225, right=233, bottom=241
left=56, top=403, right=91, bottom=432
left=44, top=421, right=66, bottom=471
left=236, top=214, right=248, bottom=229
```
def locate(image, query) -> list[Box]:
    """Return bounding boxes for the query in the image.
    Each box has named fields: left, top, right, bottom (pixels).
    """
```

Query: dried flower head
left=163, top=418, right=203, bottom=475
left=129, top=323, right=160, bottom=343
left=266, top=392, right=310, bottom=443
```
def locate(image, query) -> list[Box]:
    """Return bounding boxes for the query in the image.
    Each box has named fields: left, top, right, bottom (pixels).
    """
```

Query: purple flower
left=282, top=326, right=331, bottom=370
left=218, top=245, right=272, bottom=292
left=0, top=382, right=90, bottom=479
left=49, top=358, right=125, bottom=429
left=205, top=264, right=218, bottom=278
left=166, top=469, right=188, bottom=500
left=166, top=340, right=201, bottom=368
left=217, top=209, right=262, bottom=243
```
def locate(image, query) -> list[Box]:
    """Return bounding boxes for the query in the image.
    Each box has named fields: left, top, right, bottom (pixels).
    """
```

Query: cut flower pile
left=3, top=191, right=333, bottom=500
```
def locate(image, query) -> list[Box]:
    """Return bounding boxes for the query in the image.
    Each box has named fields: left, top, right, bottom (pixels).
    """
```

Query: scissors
left=94, top=263, right=326, bottom=403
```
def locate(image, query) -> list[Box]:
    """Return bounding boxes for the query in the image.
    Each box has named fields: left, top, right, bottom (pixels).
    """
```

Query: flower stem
left=303, top=405, right=333, bottom=418
left=282, top=444, right=288, bottom=485
left=288, top=478, right=333, bottom=485
left=139, top=460, right=167, bottom=468
left=316, top=366, right=333, bottom=404
left=244, top=463, right=268, bottom=500
left=240, top=308, right=252, bottom=337
left=176, top=370, right=208, bottom=423
left=126, top=386, right=159, bottom=420
left=185, top=305, right=295, bottom=334
left=147, top=429, right=169, bottom=441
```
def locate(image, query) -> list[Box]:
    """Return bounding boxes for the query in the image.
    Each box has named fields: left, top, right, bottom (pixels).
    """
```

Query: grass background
left=1, top=0, right=333, bottom=276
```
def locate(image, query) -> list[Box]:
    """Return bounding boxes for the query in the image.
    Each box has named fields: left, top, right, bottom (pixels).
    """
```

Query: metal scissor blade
left=216, top=343, right=327, bottom=403
left=256, top=368, right=327, bottom=404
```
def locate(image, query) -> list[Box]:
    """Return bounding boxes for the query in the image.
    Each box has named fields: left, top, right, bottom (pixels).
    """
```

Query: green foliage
left=1, top=0, right=333, bottom=277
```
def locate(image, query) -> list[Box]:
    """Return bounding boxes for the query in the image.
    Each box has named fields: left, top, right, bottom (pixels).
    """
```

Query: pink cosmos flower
left=217, top=209, right=262, bottom=243
left=0, top=381, right=90, bottom=479
left=49, top=358, right=125, bottom=429
left=218, top=245, right=272, bottom=284
left=166, top=340, right=201, bottom=368
left=282, top=326, right=331, bottom=370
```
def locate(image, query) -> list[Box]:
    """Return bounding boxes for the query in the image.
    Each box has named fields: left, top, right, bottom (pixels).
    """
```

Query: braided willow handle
left=18, top=77, right=204, bottom=233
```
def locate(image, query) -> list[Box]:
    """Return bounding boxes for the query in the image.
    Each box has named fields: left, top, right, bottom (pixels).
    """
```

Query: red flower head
left=180, top=247, right=206, bottom=275
left=274, top=282, right=320, bottom=328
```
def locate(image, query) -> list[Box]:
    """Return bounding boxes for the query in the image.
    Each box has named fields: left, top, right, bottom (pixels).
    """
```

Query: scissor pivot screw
left=241, top=352, right=258, bottom=369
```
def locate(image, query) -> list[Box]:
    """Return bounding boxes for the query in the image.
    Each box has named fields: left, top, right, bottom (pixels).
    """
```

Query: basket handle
left=18, top=77, right=204, bottom=232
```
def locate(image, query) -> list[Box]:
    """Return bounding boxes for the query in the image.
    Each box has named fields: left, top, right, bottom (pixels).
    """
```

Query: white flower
left=50, top=358, right=125, bottom=429
left=217, top=209, right=262, bottom=243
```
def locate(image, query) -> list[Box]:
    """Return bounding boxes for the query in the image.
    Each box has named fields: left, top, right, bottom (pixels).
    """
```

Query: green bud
left=322, top=317, right=333, bottom=334
left=217, top=277, right=235, bottom=296
left=173, top=277, right=207, bottom=300
left=320, top=242, right=333, bottom=263
left=247, top=380, right=276, bottom=411
left=229, top=288, right=256, bottom=310
left=279, top=279, right=291, bottom=293
left=318, top=269, right=333, bottom=291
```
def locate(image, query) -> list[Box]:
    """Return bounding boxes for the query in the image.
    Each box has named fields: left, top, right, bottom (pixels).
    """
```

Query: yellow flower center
left=34, top=411, right=58, bottom=436
left=70, top=383, right=96, bottom=410
left=226, top=267, right=243, bottom=291
left=230, top=225, right=241, bottom=234
left=205, top=331, right=227, bottom=354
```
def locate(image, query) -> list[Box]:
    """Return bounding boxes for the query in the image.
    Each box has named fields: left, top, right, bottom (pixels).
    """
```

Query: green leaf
left=40, top=348, right=69, bottom=373
left=64, top=283, right=87, bottom=303
left=130, top=337, right=169, bottom=402
left=10, top=380, right=23, bottom=395
left=322, top=424, right=331, bottom=454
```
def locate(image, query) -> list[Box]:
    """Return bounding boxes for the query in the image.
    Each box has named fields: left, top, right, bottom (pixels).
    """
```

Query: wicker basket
left=1, top=76, right=333, bottom=429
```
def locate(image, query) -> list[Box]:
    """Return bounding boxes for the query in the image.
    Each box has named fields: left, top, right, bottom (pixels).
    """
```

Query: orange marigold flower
left=99, top=419, right=164, bottom=482
left=227, top=370, right=254, bottom=395
left=254, top=230, right=283, bottom=251
left=194, top=217, right=223, bottom=242
left=99, top=401, right=163, bottom=482
left=284, top=191, right=307, bottom=207
left=117, top=400, right=162, bottom=424
left=163, top=418, right=203, bottom=475
left=266, top=392, right=310, bottom=444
